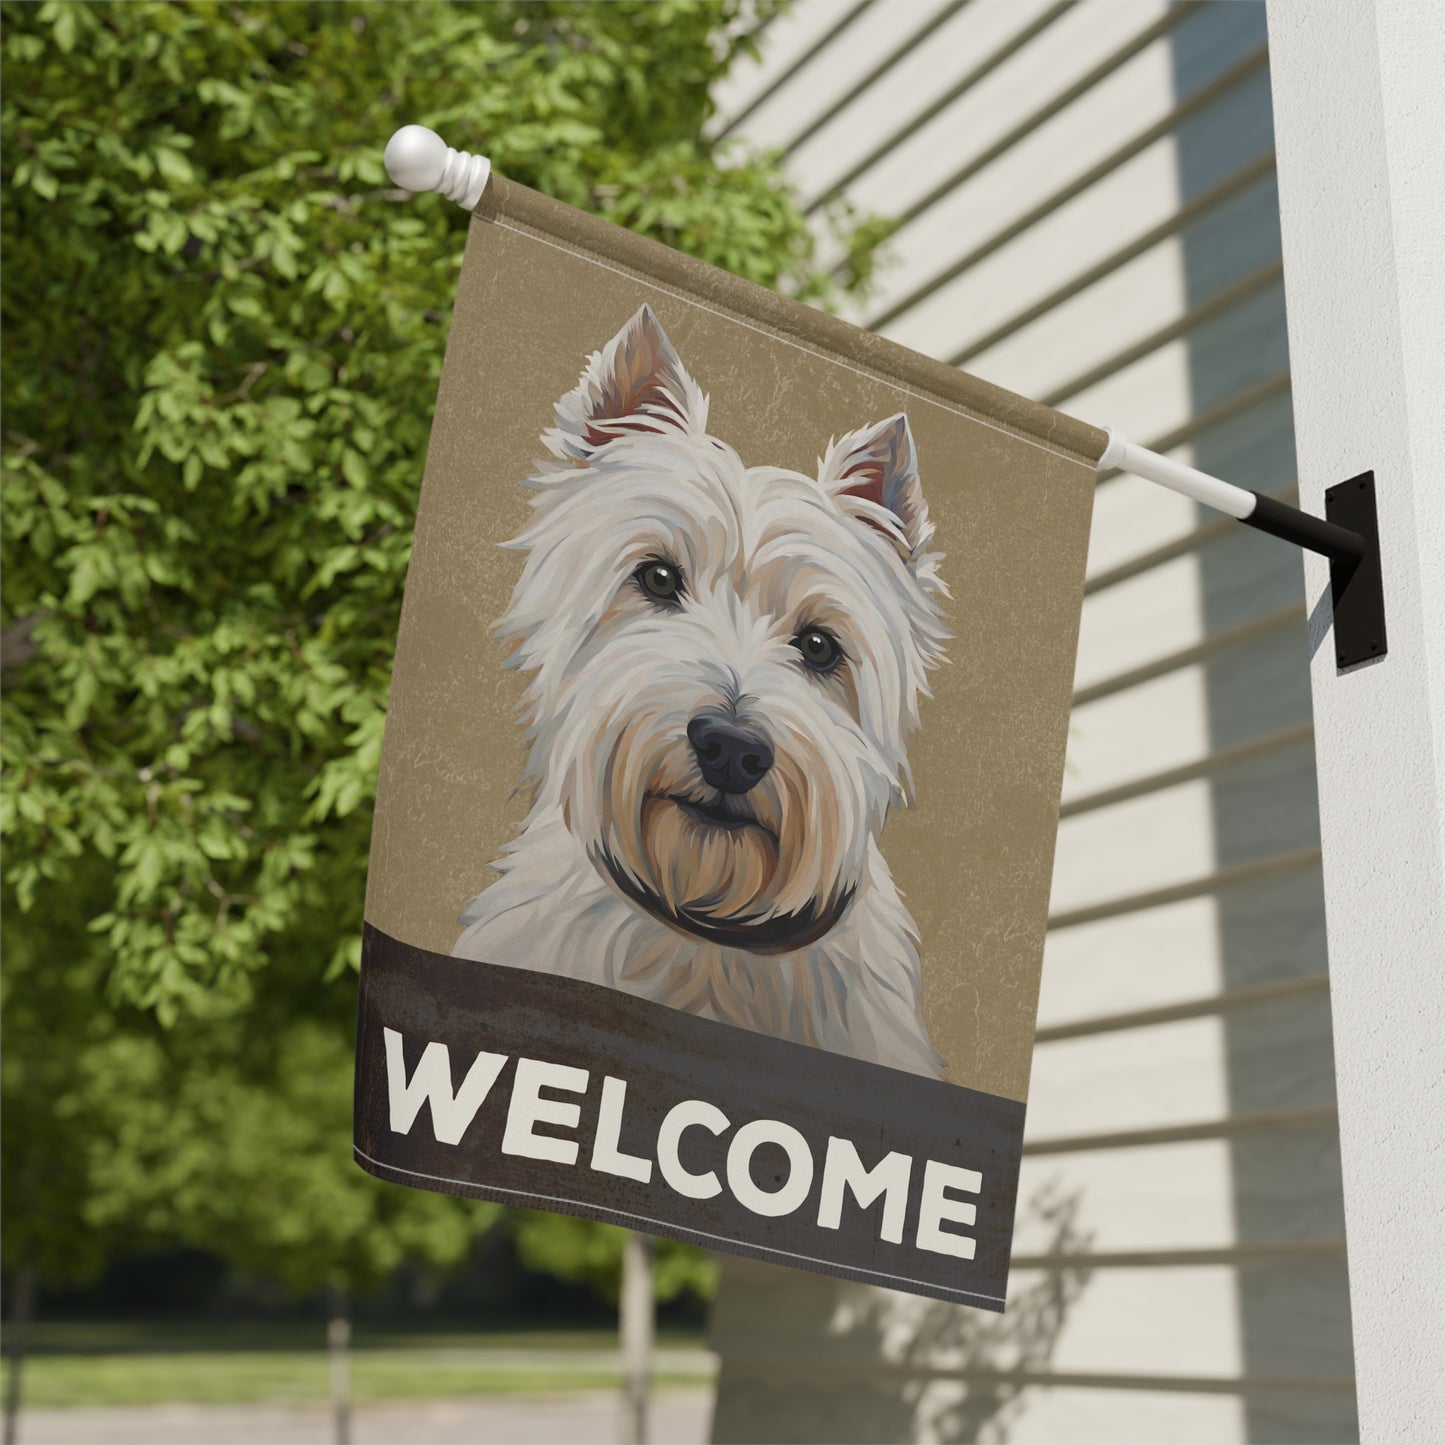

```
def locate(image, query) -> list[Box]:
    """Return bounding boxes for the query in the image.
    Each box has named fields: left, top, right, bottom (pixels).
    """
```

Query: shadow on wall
left=1170, top=4, right=1358, bottom=1443
left=708, top=1182, right=1092, bottom=1445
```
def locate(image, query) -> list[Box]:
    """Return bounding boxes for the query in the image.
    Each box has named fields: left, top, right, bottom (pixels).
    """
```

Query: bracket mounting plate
left=1326, top=471, right=1386, bottom=669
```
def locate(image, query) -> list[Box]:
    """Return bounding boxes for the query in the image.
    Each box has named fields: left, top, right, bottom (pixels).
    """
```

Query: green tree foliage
left=2, top=880, right=478, bottom=1298
left=1, top=0, right=885, bottom=1305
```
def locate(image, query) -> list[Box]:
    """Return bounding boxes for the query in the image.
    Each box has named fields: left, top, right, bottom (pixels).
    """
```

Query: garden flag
left=354, top=174, right=1106, bottom=1312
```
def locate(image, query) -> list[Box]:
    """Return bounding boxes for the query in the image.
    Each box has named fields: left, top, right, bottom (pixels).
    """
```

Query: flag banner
left=355, top=176, right=1104, bottom=1312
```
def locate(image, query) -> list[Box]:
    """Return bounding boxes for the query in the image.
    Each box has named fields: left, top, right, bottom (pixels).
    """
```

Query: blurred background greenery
left=0, top=0, right=888, bottom=1431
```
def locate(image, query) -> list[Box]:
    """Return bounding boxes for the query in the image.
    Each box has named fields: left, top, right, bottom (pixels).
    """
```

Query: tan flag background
left=355, top=175, right=1105, bottom=1311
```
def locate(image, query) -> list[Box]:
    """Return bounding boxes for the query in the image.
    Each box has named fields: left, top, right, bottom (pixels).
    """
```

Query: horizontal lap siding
left=707, top=3, right=1356, bottom=1441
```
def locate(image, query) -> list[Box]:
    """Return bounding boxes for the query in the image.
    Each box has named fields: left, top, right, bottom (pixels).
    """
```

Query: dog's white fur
left=453, top=305, right=949, bottom=1077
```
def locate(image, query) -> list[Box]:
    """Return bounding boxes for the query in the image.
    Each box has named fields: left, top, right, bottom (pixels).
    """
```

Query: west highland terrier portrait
left=453, top=305, right=950, bottom=1078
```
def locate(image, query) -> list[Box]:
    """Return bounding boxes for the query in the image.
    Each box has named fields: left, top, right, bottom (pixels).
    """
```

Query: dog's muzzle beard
left=590, top=790, right=856, bottom=956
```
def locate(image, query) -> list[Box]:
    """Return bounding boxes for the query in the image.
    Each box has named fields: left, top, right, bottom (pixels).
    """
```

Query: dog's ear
left=547, top=305, right=709, bottom=461
left=819, top=413, right=932, bottom=561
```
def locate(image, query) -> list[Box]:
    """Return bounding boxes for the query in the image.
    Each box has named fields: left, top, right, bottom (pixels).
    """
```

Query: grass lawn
left=0, top=1324, right=714, bottom=1409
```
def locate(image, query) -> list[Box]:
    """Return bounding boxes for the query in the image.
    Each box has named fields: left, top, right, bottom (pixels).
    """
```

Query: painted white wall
left=1267, top=2, right=1445, bottom=1439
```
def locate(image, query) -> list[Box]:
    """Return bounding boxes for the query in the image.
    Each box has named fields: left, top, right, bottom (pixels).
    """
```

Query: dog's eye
left=634, top=559, right=684, bottom=605
left=793, top=627, right=842, bottom=673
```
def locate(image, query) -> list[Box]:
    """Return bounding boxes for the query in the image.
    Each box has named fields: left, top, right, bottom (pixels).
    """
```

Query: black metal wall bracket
left=1324, top=472, right=1387, bottom=667
left=1242, top=471, right=1386, bottom=669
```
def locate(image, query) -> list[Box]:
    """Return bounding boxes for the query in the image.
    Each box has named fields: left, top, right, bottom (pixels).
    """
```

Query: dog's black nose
left=687, top=716, right=774, bottom=794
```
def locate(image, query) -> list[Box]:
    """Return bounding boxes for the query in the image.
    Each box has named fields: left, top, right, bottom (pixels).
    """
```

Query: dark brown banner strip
left=354, top=925, right=1026, bottom=1312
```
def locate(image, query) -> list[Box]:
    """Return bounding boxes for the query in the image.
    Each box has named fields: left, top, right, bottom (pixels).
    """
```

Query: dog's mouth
left=666, top=792, right=761, bottom=833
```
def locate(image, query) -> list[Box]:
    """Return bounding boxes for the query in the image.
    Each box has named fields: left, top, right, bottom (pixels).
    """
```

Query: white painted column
left=1267, top=3, right=1445, bottom=1440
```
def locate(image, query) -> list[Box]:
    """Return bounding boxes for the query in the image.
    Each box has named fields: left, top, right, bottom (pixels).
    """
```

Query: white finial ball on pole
left=383, top=125, right=491, bottom=210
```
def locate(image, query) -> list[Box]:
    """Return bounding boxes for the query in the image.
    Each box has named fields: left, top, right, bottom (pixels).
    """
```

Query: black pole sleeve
left=1243, top=491, right=1366, bottom=565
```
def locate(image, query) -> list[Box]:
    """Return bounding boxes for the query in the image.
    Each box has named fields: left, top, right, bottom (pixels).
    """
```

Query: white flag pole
left=1098, top=426, right=1256, bottom=519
